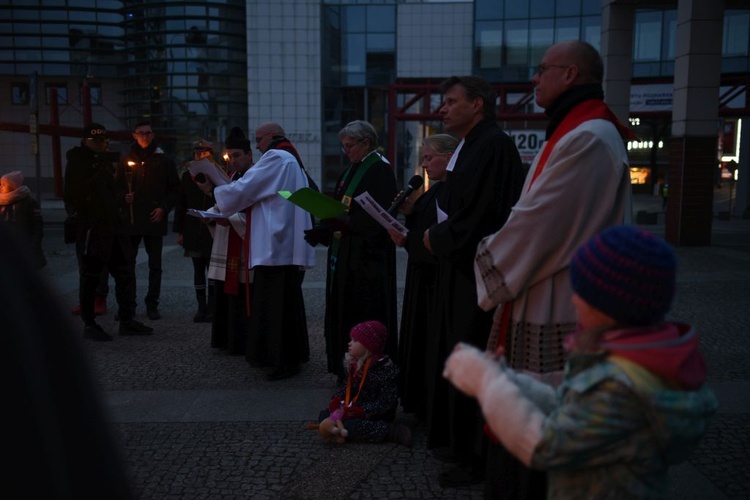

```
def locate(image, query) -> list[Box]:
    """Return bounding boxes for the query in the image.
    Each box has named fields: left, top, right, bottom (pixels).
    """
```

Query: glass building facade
left=120, top=1, right=248, bottom=148
left=1, top=0, right=247, bottom=161
left=321, top=2, right=396, bottom=191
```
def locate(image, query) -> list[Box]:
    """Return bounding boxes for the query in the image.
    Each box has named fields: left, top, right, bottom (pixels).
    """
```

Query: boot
left=94, top=294, right=107, bottom=316
left=193, top=289, right=207, bottom=323
left=386, top=423, right=413, bottom=448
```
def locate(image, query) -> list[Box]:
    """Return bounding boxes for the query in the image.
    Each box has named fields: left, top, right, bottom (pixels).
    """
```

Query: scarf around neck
left=267, top=136, right=320, bottom=192
left=544, top=84, right=604, bottom=139
left=0, top=185, right=31, bottom=206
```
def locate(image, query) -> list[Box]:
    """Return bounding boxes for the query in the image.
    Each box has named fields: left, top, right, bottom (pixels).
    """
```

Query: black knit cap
left=225, top=126, right=251, bottom=151
left=570, top=225, right=676, bottom=326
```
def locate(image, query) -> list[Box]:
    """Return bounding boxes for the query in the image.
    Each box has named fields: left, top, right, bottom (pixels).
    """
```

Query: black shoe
left=147, top=306, right=161, bottom=320
left=119, top=319, right=154, bottom=336
left=438, top=463, right=485, bottom=488
left=193, top=311, right=206, bottom=323
left=267, top=365, right=301, bottom=381
left=430, top=447, right=461, bottom=463
left=83, top=323, right=113, bottom=342
left=387, top=423, right=413, bottom=448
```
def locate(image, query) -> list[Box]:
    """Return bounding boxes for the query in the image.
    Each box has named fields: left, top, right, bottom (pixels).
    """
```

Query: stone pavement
left=37, top=193, right=749, bottom=499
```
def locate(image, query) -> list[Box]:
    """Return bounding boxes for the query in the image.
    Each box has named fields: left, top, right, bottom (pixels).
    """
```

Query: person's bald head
left=254, top=122, right=285, bottom=154
left=532, top=40, right=604, bottom=109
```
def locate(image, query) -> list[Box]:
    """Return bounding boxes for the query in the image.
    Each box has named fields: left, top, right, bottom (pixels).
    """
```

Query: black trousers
left=130, top=234, right=163, bottom=307
left=80, top=233, right=136, bottom=324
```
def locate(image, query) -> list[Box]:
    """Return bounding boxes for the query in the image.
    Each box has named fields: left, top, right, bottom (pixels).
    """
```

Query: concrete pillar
left=601, top=0, right=635, bottom=124
left=666, top=0, right=724, bottom=245
left=733, top=117, right=749, bottom=218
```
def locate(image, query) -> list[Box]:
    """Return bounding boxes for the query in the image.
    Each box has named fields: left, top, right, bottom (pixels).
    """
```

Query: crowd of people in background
left=2, top=39, right=716, bottom=499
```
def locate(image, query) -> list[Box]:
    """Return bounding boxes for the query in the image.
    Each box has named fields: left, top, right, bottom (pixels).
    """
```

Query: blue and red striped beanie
left=570, top=225, right=676, bottom=326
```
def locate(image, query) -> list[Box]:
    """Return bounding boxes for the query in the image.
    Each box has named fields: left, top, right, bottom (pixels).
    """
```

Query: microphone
left=387, top=175, right=424, bottom=216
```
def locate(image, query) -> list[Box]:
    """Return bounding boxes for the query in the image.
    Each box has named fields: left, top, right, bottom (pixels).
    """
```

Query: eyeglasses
left=341, top=139, right=366, bottom=154
left=134, top=130, right=154, bottom=136
left=535, top=64, right=571, bottom=76
left=422, top=153, right=449, bottom=162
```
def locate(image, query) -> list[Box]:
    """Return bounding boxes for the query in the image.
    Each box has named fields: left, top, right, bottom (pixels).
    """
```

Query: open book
left=188, top=158, right=230, bottom=186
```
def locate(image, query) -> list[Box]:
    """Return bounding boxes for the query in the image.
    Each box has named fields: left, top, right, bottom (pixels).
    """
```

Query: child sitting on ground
left=444, top=225, right=717, bottom=498
left=316, top=320, right=412, bottom=447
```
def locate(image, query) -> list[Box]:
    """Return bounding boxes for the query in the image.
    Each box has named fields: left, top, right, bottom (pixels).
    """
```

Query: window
left=11, top=83, right=29, bottom=105
left=79, top=83, right=102, bottom=105
left=724, top=11, right=750, bottom=56
left=45, top=83, right=68, bottom=105
left=634, top=11, right=662, bottom=62
left=505, top=20, right=529, bottom=66
left=476, top=21, right=503, bottom=69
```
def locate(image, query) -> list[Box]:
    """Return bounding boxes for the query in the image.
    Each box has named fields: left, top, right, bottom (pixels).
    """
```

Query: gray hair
left=423, top=134, right=459, bottom=155
left=338, top=120, right=378, bottom=150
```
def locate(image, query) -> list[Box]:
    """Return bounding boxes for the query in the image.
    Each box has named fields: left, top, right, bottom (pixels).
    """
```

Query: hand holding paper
left=188, top=158, right=229, bottom=187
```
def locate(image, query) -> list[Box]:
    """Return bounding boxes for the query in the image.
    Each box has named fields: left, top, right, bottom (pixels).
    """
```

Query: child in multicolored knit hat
left=315, top=320, right=412, bottom=447
left=443, top=225, right=717, bottom=498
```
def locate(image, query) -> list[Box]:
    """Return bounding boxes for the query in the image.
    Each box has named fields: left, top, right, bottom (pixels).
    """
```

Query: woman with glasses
left=387, top=133, right=457, bottom=422
left=318, top=120, right=398, bottom=380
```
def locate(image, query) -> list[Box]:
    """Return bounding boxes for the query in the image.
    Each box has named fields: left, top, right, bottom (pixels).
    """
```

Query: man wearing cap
left=116, top=121, right=180, bottom=320
left=64, top=123, right=154, bottom=340
left=197, top=122, right=316, bottom=380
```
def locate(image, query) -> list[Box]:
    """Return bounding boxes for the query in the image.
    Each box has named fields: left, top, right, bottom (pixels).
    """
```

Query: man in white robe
left=202, top=122, right=316, bottom=380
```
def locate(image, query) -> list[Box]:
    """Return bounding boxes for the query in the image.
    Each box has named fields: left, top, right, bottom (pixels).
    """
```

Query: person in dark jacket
left=64, top=123, right=153, bottom=340
left=0, top=222, right=135, bottom=499
left=388, top=133, right=457, bottom=422
left=0, top=170, right=46, bottom=270
left=116, top=121, right=180, bottom=320
left=173, top=139, right=221, bottom=322
left=317, top=321, right=411, bottom=447
left=422, top=76, right=525, bottom=488
left=310, top=120, right=398, bottom=380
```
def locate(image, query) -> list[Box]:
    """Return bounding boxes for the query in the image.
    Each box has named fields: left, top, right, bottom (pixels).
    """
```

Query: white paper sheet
left=353, top=192, right=408, bottom=236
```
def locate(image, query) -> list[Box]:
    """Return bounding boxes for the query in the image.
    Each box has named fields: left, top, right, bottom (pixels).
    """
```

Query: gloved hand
left=443, top=342, right=502, bottom=398
left=304, top=225, right=332, bottom=247
left=322, top=216, right=350, bottom=233
left=328, top=396, right=343, bottom=413
left=444, top=343, right=546, bottom=467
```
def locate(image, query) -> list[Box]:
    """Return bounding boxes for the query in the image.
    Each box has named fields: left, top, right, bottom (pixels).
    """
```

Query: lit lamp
left=223, top=152, right=229, bottom=166
left=125, top=161, right=137, bottom=224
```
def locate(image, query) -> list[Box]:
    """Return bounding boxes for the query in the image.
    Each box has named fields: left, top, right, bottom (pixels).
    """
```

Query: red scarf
left=528, top=99, right=637, bottom=189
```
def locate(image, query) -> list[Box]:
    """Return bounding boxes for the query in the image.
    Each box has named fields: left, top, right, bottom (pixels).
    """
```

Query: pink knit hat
left=350, top=321, right=388, bottom=357
left=0, top=171, right=24, bottom=191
